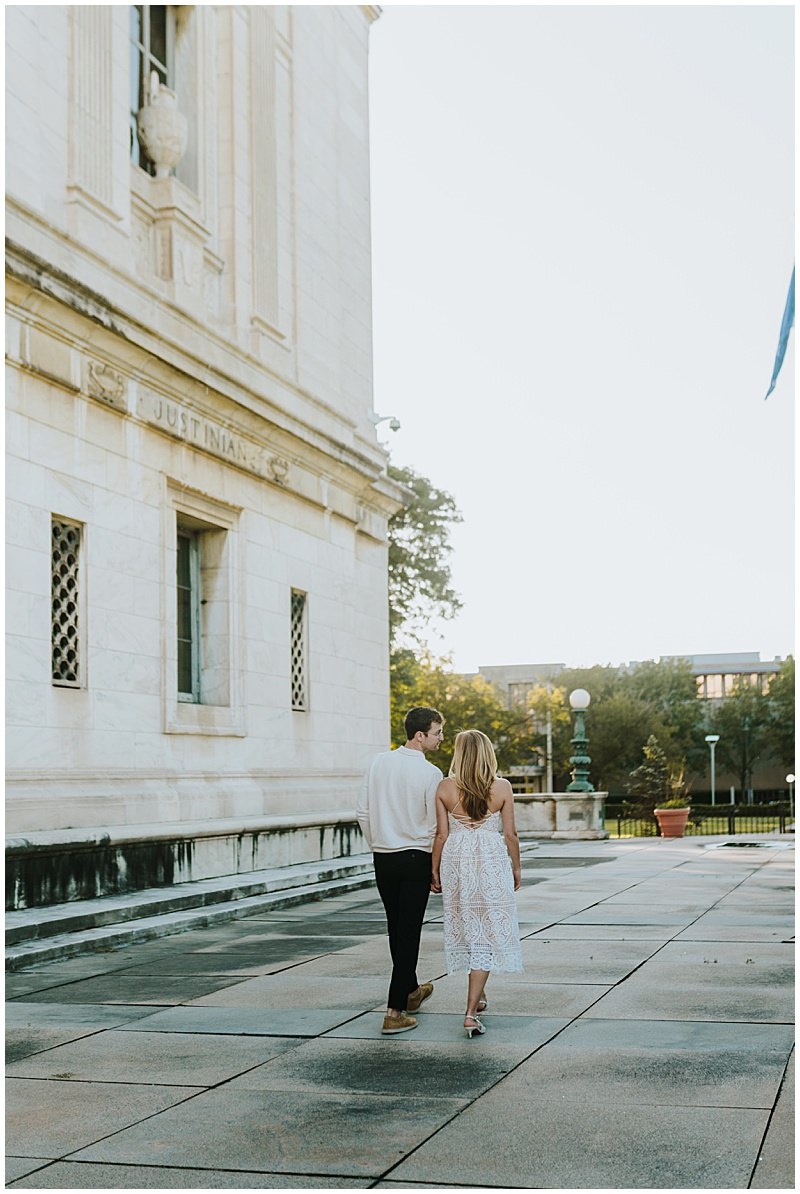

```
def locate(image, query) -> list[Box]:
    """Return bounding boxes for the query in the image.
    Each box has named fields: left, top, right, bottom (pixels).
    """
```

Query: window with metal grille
left=290, top=589, right=308, bottom=711
left=129, top=5, right=175, bottom=173
left=51, top=519, right=82, bottom=686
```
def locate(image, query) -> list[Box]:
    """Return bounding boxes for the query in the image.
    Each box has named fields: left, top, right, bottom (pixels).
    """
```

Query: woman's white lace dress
left=441, top=809, right=523, bottom=974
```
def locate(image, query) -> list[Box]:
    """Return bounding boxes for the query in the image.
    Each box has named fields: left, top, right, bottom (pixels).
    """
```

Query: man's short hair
left=405, top=706, right=443, bottom=739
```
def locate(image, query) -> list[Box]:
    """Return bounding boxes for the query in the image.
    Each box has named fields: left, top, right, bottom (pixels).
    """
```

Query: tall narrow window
left=129, top=5, right=175, bottom=173
left=51, top=519, right=82, bottom=687
left=291, top=589, right=308, bottom=711
left=177, top=529, right=200, bottom=701
left=166, top=485, right=242, bottom=735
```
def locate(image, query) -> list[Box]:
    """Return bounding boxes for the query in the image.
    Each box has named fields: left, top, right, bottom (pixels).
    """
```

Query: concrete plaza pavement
left=5, top=835, right=795, bottom=1190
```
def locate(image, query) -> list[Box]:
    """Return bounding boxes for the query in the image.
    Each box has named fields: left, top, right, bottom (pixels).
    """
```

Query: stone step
left=5, top=854, right=376, bottom=971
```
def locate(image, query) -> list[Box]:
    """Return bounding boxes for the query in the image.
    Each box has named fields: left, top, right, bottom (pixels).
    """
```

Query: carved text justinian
left=137, top=388, right=289, bottom=484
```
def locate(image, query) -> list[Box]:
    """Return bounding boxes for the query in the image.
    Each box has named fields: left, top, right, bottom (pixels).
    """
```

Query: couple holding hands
left=356, top=707, right=523, bottom=1039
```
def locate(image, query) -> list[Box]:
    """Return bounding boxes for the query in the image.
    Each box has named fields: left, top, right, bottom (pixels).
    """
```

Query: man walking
left=357, top=706, right=444, bottom=1034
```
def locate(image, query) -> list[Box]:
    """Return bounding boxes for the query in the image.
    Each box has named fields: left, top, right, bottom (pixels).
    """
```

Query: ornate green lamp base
left=566, top=706, right=595, bottom=793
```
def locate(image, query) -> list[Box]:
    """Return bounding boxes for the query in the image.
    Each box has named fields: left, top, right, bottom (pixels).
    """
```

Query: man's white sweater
left=357, top=745, right=442, bottom=852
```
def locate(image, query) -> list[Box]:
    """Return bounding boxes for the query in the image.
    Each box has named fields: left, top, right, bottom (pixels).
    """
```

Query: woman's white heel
left=464, top=1014, right=486, bottom=1038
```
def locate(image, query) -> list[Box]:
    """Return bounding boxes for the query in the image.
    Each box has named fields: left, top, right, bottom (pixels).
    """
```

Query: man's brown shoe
left=407, top=982, right=433, bottom=1012
left=381, top=1012, right=417, bottom=1034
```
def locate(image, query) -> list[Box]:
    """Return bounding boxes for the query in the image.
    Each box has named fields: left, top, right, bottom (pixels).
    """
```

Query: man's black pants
left=373, top=849, right=432, bottom=1012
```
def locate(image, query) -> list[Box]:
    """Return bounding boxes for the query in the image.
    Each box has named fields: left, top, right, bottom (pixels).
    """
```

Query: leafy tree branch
left=387, top=463, right=463, bottom=648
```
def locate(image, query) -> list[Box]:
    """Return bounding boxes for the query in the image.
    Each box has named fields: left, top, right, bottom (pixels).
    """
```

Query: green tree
left=554, top=665, right=624, bottom=706
left=583, top=693, right=677, bottom=793
left=389, top=649, right=532, bottom=777
left=625, top=734, right=688, bottom=825
left=387, top=464, right=463, bottom=647
left=526, top=684, right=572, bottom=785
left=622, top=658, right=705, bottom=770
left=709, top=679, right=771, bottom=798
left=532, top=668, right=624, bottom=788
left=539, top=665, right=688, bottom=793
left=764, top=656, right=795, bottom=770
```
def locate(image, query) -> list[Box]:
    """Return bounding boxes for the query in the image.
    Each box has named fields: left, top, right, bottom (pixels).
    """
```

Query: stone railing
left=513, top=793, right=609, bottom=840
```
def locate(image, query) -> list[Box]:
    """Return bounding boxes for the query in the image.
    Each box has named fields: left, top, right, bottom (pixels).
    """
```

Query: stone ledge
left=6, top=853, right=375, bottom=943
left=5, top=856, right=376, bottom=970
left=6, top=810, right=361, bottom=852
left=6, top=817, right=368, bottom=912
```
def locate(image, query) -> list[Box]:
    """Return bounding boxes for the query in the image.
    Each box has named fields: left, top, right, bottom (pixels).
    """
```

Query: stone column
left=68, top=5, right=114, bottom=213
left=249, top=6, right=280, bottom=338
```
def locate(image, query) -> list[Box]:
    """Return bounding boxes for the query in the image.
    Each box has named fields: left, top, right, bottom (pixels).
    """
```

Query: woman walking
left=431, top=729, right=523, bottom=1038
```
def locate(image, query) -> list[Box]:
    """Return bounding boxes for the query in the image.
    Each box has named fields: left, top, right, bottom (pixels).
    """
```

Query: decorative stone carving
left=136, top=72, right=188, bottom=179
left=203, top=251, right=224, bottom=318
left=85, top=360, right=127, bottom=412
left=268, top=456, right=290, bottom=485
left=131, top=211, right=154, bottom=276
left=177, top=238, right=201, bottom=287
left=155, top=222, right=173, bottom=282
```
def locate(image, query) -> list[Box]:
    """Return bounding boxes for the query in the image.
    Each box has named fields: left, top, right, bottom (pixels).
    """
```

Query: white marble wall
left=5, top=5, right=400, bottom=838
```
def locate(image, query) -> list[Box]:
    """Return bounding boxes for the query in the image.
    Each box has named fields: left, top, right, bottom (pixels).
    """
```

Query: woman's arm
left=430, top=780, right=452, bottom=893
left=498, top=779, right=522, bottom=891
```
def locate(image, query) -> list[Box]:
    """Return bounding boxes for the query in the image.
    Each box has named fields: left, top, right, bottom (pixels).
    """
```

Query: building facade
left=675, top=653, right=783, bottom=701
left=476, top=654, right=790, bottom=799
left=6, top=5, right=403, bottom=903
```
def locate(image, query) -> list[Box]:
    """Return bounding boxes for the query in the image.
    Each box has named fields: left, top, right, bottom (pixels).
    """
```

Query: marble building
left=5, top=5, right=402, bottom=905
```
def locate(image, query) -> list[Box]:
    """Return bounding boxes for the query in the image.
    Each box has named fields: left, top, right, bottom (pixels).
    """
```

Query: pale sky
left=367, top=4, right=795, bottom=673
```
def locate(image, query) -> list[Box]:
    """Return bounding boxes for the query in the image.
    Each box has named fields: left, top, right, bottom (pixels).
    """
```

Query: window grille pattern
left=291, top=590, right=307, bottom=711
left=51, top=520, right=81, bottom=685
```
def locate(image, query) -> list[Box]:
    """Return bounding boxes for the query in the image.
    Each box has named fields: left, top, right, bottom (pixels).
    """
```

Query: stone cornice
left=4, top=197, right=391, bottom=473
left=6, top=236, right=407, bottom=521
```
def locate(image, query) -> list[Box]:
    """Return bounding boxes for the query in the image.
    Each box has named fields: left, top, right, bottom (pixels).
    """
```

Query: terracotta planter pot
left=654, top=807, right=690, bottom=838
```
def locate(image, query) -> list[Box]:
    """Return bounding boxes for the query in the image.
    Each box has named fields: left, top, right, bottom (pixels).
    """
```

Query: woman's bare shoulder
left=488, top=776, right=513, bottom=809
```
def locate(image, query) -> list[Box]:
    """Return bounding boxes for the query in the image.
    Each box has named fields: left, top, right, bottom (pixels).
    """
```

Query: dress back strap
left=451, top=792, right=494, bottom=828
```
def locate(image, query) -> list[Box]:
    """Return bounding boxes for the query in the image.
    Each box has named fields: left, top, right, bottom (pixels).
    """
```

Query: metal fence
left=603, top=802, right=793, bottom=839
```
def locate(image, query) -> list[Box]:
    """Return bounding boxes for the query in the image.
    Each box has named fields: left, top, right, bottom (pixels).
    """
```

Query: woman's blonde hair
left=450, top=729, right=498, bottom=821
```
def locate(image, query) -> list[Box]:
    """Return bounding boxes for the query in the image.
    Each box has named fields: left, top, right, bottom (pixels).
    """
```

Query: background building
left=475, top=653, right=790, bottom=799
left=477, top=654, right=785, bottom=704
left=674, top=652, right=783, bottom=701
left=5, top=5, right=402, bottom=906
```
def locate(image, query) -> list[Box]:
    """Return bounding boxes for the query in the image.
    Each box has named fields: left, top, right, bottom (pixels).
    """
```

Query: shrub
left=625, top=735, right=690, bottom=820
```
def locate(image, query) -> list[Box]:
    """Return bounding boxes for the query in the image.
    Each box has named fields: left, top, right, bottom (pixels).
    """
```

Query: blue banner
left=765, top=267, right=795, bottom=399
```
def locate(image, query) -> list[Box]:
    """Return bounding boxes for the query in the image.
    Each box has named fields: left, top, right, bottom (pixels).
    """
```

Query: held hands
left=430, top=871, right=442, bottom=894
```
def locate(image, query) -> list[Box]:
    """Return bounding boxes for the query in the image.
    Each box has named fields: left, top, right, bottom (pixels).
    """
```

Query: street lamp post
left=742, top=716, right=754, bottom=805
left=786, top=773, right=795, bottom=821
left=566, top=689, right=594, bottom=793
left=705, top=734, right=720, bottom=806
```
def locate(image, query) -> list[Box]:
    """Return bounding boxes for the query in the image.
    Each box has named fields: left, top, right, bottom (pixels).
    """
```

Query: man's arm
left=430, top=780, right=450, bottom=893
left=356, top=767, right=372, bottom=849
left=424, top=766, right=443, bottom=845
